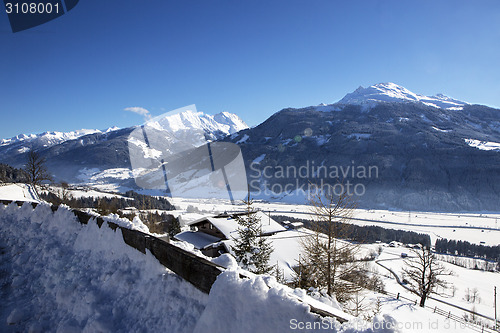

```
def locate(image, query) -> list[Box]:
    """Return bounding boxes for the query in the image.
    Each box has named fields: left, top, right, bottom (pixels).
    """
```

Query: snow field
left=0, top=184, right=39, bottom=202
left=169, top=197, right=500, bottom=246
left=375, top=246, right=499, bottom=325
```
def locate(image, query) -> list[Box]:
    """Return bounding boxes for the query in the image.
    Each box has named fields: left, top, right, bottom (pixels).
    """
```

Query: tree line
left=435, top=238, right=500, bottom=263
left=0, top=163, right=28, bottom=183
left=39, top=190, right=174, bottom=211
left=39, top=190, right=180, bottom=236
left=272, top=215, right=431, bottom=247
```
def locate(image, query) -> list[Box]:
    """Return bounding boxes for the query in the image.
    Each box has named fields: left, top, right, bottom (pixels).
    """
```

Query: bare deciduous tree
left=402, top=246, right=451, bottom=307
left=25, top=150, right=51, bottom=187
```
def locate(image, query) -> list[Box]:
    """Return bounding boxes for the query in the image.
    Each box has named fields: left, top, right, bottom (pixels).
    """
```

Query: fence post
left=448, top=311, right=451, bottom=319
left=434, top=306, right=436, bottom=313
left=397, top=292, right=400, bottom=300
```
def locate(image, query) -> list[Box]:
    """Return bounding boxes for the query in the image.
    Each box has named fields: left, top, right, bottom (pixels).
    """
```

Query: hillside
left=0, top=108, right=247, bottom=190
left=224, top=84, right=500, bottom=211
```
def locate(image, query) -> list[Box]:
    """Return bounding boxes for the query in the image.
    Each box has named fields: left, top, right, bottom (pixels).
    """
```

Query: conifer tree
left=296, top=183, right=361, bottom=302
left=231, top=195, right=274, bottom=274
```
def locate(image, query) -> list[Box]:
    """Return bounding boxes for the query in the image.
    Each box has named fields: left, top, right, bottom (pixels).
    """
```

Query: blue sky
left=1, top=0, right=500, bottom=138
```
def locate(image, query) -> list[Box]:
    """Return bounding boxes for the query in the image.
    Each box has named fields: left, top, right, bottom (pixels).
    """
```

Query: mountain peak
left=145, top=108, right=248, bottom=137
left=338, top=82, right=468, bottom=110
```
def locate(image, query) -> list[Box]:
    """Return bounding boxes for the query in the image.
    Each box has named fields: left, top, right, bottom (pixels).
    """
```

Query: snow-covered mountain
left=3, top=84, right=500, bottom=211
left=337, top=82, right=468, bottom=110
left=0, top=127, right=121, bottom=154
left=143, top=109, right=248, bottom=148
left=0, top=108, right=248, bottom=190
left=223, top=83, right=500, bottom=211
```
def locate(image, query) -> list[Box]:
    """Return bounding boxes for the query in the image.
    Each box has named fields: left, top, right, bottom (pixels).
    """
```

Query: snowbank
left=0, top=202, right=399, bottom=332
left=0, top=202, right=207, bottom=332
left=194, top=271, right=397, bottom=333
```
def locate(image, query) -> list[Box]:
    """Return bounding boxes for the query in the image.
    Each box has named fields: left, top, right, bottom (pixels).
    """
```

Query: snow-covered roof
left=188, top=211, right=286, bottom=240
left=174, top=231, right=222, bottom=249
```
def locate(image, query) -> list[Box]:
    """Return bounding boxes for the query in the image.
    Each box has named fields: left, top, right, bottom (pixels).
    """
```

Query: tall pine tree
left=231, top=195, right=274, bottom=274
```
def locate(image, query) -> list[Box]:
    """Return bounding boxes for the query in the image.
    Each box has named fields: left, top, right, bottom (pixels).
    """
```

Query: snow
left=338, top=83, right=468, bottom=110
left=0, top=184, right=39, bottom=202
left=375, top=246, right=499, bottom=330
left=194, top=271, right=354, bottom=333
left=267, top=229, right=309, bottom=280
left=252, top=153, right=266, bottom=164
left=76, top=167, right=135, bottom=184
left=464, top=138, right=500, bottom=152
left=432, top=126, right=451, bottom=133
left=236, top=134, right=250, bottom=144
left=1, top=192, right=484, bottom=332
left=188, top=212, right=286, bottom=240
left=213, top=111, right=248, bottom=134
left=175, top=230, right=223, bottom=249
left=314, top=104, right=342, bottom=112
left=347, top=133, right=372, bottom=140
left=311, top=135, right=331, bottom=145
left=0, top=128, right=113, bottom=149
left=0, top=202, right=207, bottom=332
left=169, top=197, right=500, bottom=247
left=146, top=107, right=247, bottom=137
left=0, top=201, right=402, bottom=332
left=64, top=189, right=128, bottom=200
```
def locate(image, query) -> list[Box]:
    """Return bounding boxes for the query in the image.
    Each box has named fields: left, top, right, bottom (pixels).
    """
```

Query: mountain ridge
left=335, top=82, right=468, bottom=110
left=1, top=84, right=499, bottom=211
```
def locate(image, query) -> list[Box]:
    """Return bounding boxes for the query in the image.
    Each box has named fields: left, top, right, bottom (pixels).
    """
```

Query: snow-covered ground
left=169, top=197, right=500, bottom=246
left=40, top=185, right=130, bottom=200
left=375, top=245, right=499, bottom=324
left=1, top=185, right=494, bottom=331
left=1, top=201, right=397, bottom=333
left=464, top=139, right=500, bottom=152
left=0, top=183, right=39, bottom=202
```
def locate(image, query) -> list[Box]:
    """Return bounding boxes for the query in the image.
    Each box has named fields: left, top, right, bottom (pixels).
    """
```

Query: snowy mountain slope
left=137, top=108, right=248, bottom=151
left=337, top=82, right=468, bottom=110
left=146, top=109, right=247, bottom=139
left=0, top=127, right=120, bottom=153
left=0, top=109, right=247, bottom=188
left=225, top=88, right=500, bottom=211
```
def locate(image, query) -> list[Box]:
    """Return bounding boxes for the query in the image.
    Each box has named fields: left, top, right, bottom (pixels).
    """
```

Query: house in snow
left=176, top=211, right=314, bottom=281
left=175, top=211, right=286, bottom=257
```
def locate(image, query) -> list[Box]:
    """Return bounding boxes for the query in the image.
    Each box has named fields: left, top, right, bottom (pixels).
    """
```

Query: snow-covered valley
left=3, top=185, right=497, bottom=332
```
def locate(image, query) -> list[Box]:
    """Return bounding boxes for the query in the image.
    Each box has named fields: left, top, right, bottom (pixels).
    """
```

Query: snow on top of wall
left=0, top=202, right=207, bottom=332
